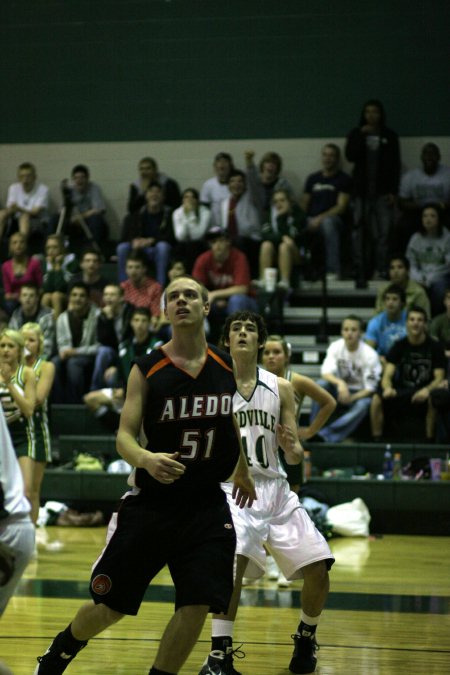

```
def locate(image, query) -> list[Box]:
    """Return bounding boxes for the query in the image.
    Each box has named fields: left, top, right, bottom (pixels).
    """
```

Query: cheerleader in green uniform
left=0, top=329, right=37, bottom=520
left=20, top=323, right=55, bottom=524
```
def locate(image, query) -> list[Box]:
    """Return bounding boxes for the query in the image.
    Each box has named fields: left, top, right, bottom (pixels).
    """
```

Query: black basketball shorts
left=89, top=493, right=236, bottom=615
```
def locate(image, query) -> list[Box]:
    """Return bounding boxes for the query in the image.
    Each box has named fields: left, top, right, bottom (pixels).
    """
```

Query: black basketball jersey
left=134, top=344, right=240, bottom=509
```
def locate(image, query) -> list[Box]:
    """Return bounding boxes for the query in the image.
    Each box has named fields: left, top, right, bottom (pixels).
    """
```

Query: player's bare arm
left=117, top=365, right=186, bottom=484
left=293, top=372, right=336, bottom=440
left=277, top=377, right=303, bottom=465
left=231, top=413, right=257, bottom=508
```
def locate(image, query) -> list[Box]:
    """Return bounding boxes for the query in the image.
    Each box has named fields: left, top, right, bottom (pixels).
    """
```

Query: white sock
left=301, top=611, right=320, bottom=626
left=212, top=619, right=234, bottom=639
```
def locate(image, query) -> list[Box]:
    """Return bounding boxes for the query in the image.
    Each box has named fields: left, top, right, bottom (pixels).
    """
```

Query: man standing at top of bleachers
left=309, top=315, right=381, bottom=443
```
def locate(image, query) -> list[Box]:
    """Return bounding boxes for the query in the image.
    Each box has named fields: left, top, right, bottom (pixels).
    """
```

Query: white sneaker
left=266, top=555, right=279, bottom=581
left=277, top=571, right=293, bottom=587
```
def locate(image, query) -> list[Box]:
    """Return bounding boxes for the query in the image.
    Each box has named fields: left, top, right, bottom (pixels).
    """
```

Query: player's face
left=341, top=319, right=361, bottom=348
left=164, top=279, right=207, bottom=326
left=227, top=319, right=260, bottom=358
left=0, top=337, right=20, bottom=365
left=261, top=341, right=287, bottom=376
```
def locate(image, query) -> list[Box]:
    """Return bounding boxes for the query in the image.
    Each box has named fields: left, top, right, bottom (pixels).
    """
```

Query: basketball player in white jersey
left=200, top=311, right=334, bottom=675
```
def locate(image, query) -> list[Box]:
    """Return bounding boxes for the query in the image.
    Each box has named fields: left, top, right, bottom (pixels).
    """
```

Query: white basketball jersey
left=233, top=367, right=285, bottom=479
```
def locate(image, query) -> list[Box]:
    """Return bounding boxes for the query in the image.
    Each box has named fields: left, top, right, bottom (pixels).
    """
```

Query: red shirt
left=120, top=277, right=162, bottom=317
left=192, top=248, right=251, bottom=291
left=2, top=257, right=43, bottom=296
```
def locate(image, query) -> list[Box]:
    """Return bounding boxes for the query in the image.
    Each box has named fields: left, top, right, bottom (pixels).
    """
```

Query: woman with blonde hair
left=20, top=323, right=55, bottom=524
left=0, top=328, right=37, bottom=519
left=261, top=334, right=336, bottom=586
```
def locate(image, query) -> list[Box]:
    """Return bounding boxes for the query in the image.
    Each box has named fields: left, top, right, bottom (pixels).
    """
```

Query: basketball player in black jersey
left=34, top=276, right=256, bottom=675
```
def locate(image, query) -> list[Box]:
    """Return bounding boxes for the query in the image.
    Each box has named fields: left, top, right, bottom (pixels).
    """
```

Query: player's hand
left=145, top=451, right=186, bottom=484
left=232, top=473, right=257, bottom=509
left=277, top=424, right=303, bottom=465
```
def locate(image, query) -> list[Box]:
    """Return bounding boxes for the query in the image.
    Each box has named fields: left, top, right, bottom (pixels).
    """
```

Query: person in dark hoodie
left=345, top=100, right=401, bottom=287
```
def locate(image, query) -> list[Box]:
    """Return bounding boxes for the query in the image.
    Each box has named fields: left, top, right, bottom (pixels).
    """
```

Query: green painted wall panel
left=1, top=1, right=449, bottom=142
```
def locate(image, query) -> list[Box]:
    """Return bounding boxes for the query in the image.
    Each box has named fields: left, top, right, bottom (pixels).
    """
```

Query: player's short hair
left=220, top=311, right=268, bottom=352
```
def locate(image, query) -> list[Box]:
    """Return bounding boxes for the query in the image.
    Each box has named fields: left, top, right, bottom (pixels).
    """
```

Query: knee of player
left=302, top=560, right=329, bottom=585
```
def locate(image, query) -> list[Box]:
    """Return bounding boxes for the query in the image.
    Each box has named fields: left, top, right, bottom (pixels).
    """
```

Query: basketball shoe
left=289, top=633, right=318, bottom=673
left=34, top=631, right=87, bottom=674
left=199, top=645, right=244, bottom=675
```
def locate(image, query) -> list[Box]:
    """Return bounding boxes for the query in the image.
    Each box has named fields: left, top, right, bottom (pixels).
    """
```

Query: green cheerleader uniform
left=31, top=357, right=52, bottom=463
left=0, top=365, right=35, bottom=459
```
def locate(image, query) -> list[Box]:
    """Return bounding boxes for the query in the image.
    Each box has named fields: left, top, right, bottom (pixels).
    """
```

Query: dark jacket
left=345, top=102, right=400, bottom=197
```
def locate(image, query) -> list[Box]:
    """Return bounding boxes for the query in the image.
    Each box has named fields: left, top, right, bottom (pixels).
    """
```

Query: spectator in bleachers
left=117, top=182, right=173, bottom=286
left=370, top=306, right=446, bottom=442
left=8, top=282, right=55, bottom=360
left=0, top=162, right=49, bottom=254
left=21, top=322, right=55, bottom=524
left=69, top=247, right=108, bottom=308
left=365, top=284, right=407, bottom=365
left=245, top=150, right=294, bottom=224
left=1, top=232, right=43, bottom=315
left=309, top=315, right=381, bottom=442
left=430, top=287, right=450, bottom=367
left=57, top=164, right=108, bottom=246
left=127, top=156, right=181, bottom=215
left=394, top=143, right=450, bottom=253
left=345, top=99, right=401, bottom=287
left=300, top=144, right=352, bottom=281
left=219, top=169, right=261, bottom=278
left=200, top=151, right=234, bottom=226
left=430, top=288, right=450, bottom=441
left=192, top=227, right=257, bottom=342
left=84, top=307, right=160, bottom=431
left=172, top=188, right=210, bottom=272
left=120, top=249, right=162, bottom=330
left=430, top=379, right=450, bottom=443
left=405, top=204, right=450, bottom=317
left=51, top=282, right=99, bottom=404
left=90, top=284, right=134, bottom=391
left=258, top=189, right=305, bottom=291
left=375, top=255, right=431, bottom=319
left=40, top=234, right=79, bottom=319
